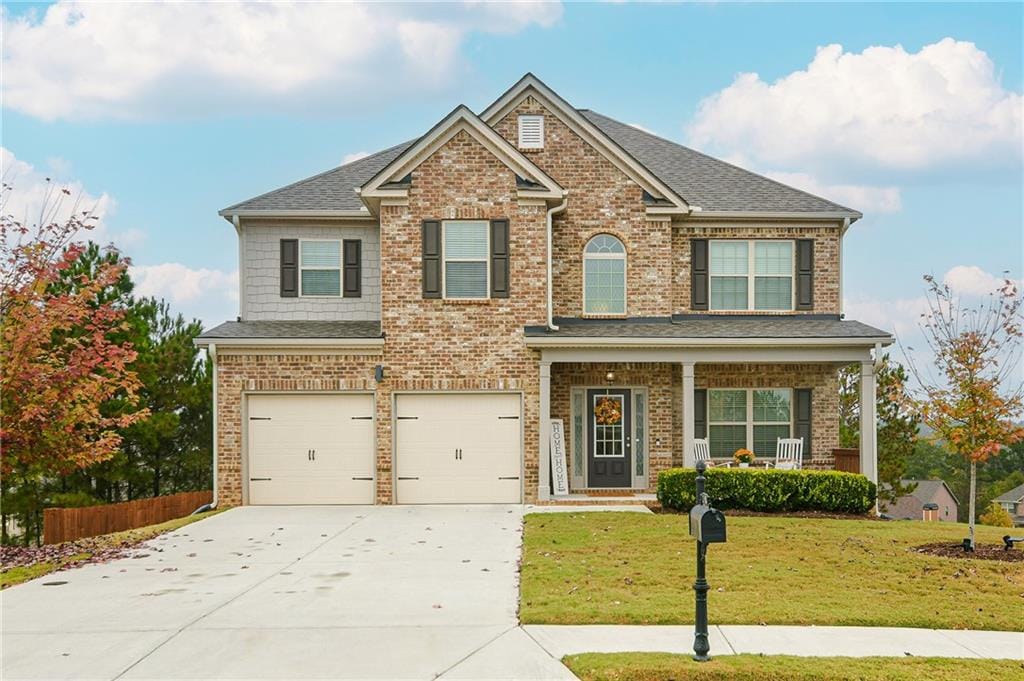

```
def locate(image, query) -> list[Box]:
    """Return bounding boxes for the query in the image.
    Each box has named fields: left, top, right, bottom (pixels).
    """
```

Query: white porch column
left=682, top=361, right=696, bottom=468
left=538, top=360, right=552, bottom=501
left=859, top=360, right=878, bottom=485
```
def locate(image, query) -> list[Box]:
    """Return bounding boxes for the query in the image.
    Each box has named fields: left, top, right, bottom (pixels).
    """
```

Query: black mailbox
left=689, top=504, right=727, bottom=544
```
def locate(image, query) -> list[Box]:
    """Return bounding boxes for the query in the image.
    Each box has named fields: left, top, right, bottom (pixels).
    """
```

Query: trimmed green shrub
left=657, top=467, right=876, bottom=514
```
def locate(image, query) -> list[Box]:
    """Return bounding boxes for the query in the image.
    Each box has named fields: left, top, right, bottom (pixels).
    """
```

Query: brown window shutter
left=343, top=239, right=361, bottom=298
left=794, top=388, right=813, bottom=460
left=280, top=239, right=298, bottom=297
left=691, top=239, right=709, bottom=310
left=693, top=388, right=708, bottom=439
left=490, top=219, right=510, bottom=298
left=422, top=220, right=441, bottom=298
left=796, top=239, right=814, bottom=310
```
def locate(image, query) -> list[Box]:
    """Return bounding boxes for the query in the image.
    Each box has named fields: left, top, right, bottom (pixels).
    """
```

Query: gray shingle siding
left=242, top=223, right=380, bottom=321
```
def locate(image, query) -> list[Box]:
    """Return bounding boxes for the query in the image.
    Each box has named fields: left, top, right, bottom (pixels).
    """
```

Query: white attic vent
left=518, top=115, right=544, bottom=149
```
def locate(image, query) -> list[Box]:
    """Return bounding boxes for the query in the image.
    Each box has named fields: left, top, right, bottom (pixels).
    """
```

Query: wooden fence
left=43, top=490, right=212, bottom=544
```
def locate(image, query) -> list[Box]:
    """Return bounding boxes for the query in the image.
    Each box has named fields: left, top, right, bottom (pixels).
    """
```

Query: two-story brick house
left=196, top=74, right=892, bottom=507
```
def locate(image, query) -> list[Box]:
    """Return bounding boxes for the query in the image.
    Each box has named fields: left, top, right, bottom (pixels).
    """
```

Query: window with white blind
left=518, top=115, right=544, bottom=149
left=708, top=388, right=792, bottom=458
left=583, top=234, right=626, bottom=315
left=443, top=221, right=489, bottom=299
left=300, top=240, right=342, bottom=296
left=709, top=240, right=794, bottom=311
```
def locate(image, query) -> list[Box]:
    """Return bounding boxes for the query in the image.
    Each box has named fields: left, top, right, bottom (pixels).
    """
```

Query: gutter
left=546, top=194, right=569, bottom=331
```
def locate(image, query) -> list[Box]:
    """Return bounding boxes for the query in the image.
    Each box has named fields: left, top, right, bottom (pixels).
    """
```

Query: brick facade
left=216, top=90, right=857, bottom=506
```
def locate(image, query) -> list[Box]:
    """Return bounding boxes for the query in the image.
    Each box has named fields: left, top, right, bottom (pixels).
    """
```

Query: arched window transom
left=583, top=234, right=626, bottom=315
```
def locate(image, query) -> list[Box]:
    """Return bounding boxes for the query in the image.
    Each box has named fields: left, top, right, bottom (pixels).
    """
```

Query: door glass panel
left=634, top=392, right=646, bottom=476
left=592, top=394, right=625, bottom=458
left=572, top=391, right=585, bottom=477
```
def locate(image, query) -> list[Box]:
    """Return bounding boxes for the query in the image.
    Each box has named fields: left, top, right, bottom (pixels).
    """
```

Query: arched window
left=583, top=234, right=626, bottom=315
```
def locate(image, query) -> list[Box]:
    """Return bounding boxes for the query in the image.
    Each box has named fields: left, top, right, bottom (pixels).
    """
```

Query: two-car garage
left=245, top=392, right=522, bottom=505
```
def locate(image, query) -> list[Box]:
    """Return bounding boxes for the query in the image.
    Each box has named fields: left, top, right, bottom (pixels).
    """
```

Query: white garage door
left=247, top=394, right=375, bottom=505
left=395, top=393, right=521, bottom=504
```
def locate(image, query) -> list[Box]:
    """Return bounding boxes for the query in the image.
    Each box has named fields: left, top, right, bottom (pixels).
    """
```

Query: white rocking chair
left=693, top=439, right=731, bottom=468
left=771, top=438, right=804, bottom=470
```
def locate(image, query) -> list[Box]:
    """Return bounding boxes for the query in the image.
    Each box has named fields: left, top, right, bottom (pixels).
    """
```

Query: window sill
left=442, top=298, right=494, bottom=306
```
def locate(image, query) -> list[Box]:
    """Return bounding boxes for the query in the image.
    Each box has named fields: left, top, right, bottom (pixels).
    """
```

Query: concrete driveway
left=1, top=505, right=574, bottom=680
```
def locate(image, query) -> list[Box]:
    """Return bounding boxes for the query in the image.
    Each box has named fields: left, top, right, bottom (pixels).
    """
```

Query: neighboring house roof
left=895, top=479, right=960, bottom=506
left=524, top=316, right=891, bottom=343
left=196, top=320, right=382, bottom=342
left=578, top=110, right=860, bottom=217
left=220, top=75, right=860, bottom=218
left=994, top=482, right=1024, bottom=504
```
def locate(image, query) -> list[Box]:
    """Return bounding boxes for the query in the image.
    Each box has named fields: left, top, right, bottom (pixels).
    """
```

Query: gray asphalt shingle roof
left=994, top=482, right=1024, bottom=504
left=221, top=142, right=413, bottom=214
left=198, top=320, right=382, bottom=340
left=578, top=110, right=859, bottom=215
left=524, top=316, right=891, bottom=339
left=897, top=479, right=959, bottom=506
left=221, top=109, right=860, bottom=216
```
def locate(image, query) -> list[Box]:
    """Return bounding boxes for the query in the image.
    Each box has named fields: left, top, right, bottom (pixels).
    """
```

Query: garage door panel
left=396, top=393, right=521, bottom=504
left=247, top=394, right=374, bottom=505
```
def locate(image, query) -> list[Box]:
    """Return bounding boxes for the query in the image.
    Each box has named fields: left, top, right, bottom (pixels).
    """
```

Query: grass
left=563, top=653, right=1024, bottom=681
left=520, top=512, right=1024, bottom=630
left=0, top=510, right=221, bottom=589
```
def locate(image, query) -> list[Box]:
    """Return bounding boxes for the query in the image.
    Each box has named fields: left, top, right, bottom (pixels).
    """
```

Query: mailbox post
left=689, top=460, right=726, bottom=661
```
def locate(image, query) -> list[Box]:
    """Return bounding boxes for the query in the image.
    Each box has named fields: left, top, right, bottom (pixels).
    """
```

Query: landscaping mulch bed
left=914, top=542, right=1024, bottom=562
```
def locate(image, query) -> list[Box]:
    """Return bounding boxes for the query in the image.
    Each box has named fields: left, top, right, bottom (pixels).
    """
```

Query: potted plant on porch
left=733, top=448, right=755, bottom=468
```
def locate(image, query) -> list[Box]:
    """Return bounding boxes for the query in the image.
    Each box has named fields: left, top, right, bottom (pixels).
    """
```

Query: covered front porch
left=526, top=317, right=892, bottom=502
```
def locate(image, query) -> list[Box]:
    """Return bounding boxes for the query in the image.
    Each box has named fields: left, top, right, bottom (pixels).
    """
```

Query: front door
left=586, top=388, right=632, bottom=488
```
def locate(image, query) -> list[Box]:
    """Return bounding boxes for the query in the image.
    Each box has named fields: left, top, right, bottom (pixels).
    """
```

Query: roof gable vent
left=518, top=115, right=544, bottom=150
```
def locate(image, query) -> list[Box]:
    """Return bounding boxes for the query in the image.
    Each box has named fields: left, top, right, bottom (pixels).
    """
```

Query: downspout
left=839, top=217, right=849, bottom=318
left=194, top=342, right=219, bottom=513
left=546, top=194, right=568, bottom=331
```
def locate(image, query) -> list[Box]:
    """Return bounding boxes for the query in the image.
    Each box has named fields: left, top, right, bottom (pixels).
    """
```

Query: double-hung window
left=708, top=388, right=792, bottom=458
left=709, top=240, right=794, bottom=311
left=300, top=240, right=341, bottom=296
left=443, top=220, right=489, bottom=299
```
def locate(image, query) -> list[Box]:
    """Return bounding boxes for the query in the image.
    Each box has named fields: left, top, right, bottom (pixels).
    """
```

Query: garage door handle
left=397, top=416, right=418, bottom=420
left=250, top=477, right=272, bottom=481
left=398, top=476, right=419, bottom=480
left=351, top=416, right=373, bottom=420
left=250, top=417, right=271, bottom=421
left=498, top=476, right=520, bottom=480
left=498, top=416, right=519, bottom=420
left=351, top=476, right=373, bottom=481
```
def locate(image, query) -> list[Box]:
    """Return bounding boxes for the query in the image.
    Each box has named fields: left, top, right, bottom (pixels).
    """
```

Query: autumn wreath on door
left=594, top=396, right=623, bottom=425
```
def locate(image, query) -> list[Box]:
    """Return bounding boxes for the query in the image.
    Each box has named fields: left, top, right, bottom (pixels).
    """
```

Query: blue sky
left=2, top=1, right=1021, bottom=355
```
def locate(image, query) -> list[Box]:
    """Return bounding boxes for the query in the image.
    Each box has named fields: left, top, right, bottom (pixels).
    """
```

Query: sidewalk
left=440, top=624, right=1024, bottom=680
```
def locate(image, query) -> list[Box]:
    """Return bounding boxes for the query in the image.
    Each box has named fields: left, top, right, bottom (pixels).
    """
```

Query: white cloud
left=1, top=1, right=563, bottom=121
left=763, top=171, right=902, bottom=214
left=129, top=263, right=239, bottom=325
left=943, top=265, right=1021, bottom=296
left=688, top=38, right=1023, bottom=172
left=342, top=151, right=371, bottom=165
left=0, top=147, right=145, bottom=248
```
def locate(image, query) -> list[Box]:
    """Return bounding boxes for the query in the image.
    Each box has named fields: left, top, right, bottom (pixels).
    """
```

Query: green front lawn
left=520, top=512, right=1024, bottom=630
left=1, top=510, right=222, bottom=589
left=563, top=653, right=1024, bottom=681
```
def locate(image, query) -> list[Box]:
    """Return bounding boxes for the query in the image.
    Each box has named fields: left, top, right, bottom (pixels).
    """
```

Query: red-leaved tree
left=1, top=180, right=147, bottom=544
left=903, top=274, right=1024, bottom=549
